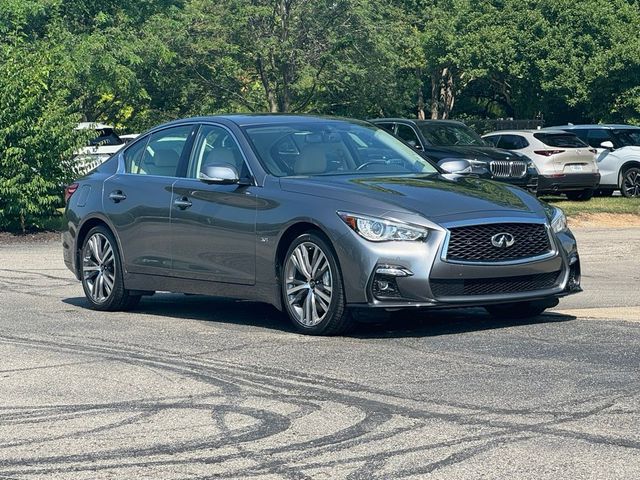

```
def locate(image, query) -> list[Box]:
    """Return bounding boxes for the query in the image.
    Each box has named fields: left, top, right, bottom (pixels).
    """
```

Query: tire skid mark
left=0, top=333, right=638, bottom=479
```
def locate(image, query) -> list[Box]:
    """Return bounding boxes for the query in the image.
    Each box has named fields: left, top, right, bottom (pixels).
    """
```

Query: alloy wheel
left=284, top=242, right=333, bottom=327
left=622, top=168, right=640, bottom=198
left=82, top=233, right=116, bottom=303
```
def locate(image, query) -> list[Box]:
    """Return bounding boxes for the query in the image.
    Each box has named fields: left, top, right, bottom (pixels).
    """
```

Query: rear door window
left=497, top=135, right=529, bottom=150
left=533, top=133, right=587, bottom=148
left=133, top=125, right=193, bottom=177
left=123, top=136, right=148, bottom=173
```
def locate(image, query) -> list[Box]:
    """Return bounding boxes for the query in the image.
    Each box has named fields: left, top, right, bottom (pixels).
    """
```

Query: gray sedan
left=62, top=115, right=582, bottom=335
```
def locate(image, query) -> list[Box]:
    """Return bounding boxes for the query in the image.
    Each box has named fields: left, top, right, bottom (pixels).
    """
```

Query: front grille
left=430, top=271, right=561, bottom=297
left=490, top=160, right=527, bottom=178
left=446, top=223, right=552, bottom=262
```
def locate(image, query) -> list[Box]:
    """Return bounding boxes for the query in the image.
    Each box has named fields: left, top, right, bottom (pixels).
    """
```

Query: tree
left=0, top=15, right=87, bottom=232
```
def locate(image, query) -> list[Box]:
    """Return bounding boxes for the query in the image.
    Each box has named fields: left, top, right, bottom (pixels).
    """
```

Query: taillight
left=534, top=150, right=565, bottom=157
left=64, top=183, right=79, bottom=204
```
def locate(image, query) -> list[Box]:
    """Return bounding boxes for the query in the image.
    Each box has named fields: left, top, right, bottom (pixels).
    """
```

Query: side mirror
left=199, top=164, right=240, bottom=185
left=438, top=159, right=473, bottom=174
left=600, top=141, right=614, bottom=150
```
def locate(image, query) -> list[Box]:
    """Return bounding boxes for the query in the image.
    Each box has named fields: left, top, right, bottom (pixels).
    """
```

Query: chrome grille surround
left=442, top=222, right=555, bottom=264
left=490, top=160, right=528, bottom=178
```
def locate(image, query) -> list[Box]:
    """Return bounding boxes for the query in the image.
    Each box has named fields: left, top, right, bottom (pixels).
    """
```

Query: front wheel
left=484, top=299, right=559, bottom=319
left=281, top=232, right=353, bottom=335
left=81, top=226, right=141, bottom=311
left=565, top=189, right=594, bottom=201
left=621, top=167, right=640, bottom=198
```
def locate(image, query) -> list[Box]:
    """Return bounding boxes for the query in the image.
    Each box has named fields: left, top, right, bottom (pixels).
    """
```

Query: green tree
left=0, top=28, right=87, bottom=232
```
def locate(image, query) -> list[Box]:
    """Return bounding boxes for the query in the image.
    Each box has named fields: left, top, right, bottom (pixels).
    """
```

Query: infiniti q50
left=62, top=115, right=582, bottom=335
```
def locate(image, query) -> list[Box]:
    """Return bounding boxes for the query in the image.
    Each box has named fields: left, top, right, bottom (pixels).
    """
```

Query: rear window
left=533, top=133, right=587, bottom=148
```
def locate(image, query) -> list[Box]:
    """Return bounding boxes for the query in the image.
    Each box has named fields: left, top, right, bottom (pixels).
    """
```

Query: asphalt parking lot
left=0, top=227, right=638, bottom=479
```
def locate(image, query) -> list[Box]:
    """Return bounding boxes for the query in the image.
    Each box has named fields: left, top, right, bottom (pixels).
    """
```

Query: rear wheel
left=621, top=167, right=640, bottom=198
left=81, top=226, right=141, bottom=311
left=565, top=189, right=594, bottom=201
left=484, top=299, right=559, bottom=319
left=281, top=232, right=353, bottom=335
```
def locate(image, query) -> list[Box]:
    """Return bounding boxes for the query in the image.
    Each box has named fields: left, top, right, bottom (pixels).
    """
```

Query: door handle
left=174, top=197, right=193, bottom=209
left=109, top=191, right=127, bottom=202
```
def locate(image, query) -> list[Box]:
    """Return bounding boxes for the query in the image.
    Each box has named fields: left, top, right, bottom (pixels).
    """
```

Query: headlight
left=338, top=212, right=429, bottom=242
left=550, top=207, right=567, bottom=233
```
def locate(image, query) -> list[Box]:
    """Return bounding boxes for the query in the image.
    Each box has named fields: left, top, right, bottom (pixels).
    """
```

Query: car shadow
left=62, top=293, right=576, bottom=339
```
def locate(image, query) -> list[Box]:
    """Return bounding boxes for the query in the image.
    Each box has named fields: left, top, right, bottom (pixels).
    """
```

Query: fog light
left=373, top=276, right=401, bottom=299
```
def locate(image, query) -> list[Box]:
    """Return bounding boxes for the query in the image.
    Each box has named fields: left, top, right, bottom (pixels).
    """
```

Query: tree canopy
left=1, top=0, right=639, bottom=230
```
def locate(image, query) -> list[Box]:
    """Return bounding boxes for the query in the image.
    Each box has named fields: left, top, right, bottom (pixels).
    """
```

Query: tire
left=484, top=299, right=558, bottom=319
left=281, top=232, right=353, bottom=335
left=80, top=226, right=141, bottom=311
left=620, top=167, right=640, bottom=198
left=565, top=189, right=594, bottom=201
left=594, top=188, right=614, bottom=197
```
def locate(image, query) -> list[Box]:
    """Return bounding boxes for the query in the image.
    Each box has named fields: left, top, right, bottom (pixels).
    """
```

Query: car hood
left=423, top=145, right=525, bottom=162
left=279, top=174, right=544, bottom=221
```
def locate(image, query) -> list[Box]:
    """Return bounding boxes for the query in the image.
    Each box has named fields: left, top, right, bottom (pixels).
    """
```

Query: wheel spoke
left=303, top=291, right=312, bottom=325
left=310, top=291, right=319, bottom=323
left=103, top=272, right=114, bottom=292
left=102, top=243, right=114, bottom=265
left=287, top=284, right=308, bottom=295
left=315, top=287, right=331, bottom=307
left=89, top=236, right=101, bottom=263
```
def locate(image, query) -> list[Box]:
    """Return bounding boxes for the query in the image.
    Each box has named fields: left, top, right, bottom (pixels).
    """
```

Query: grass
left=542, top=196, right=640, bottom=217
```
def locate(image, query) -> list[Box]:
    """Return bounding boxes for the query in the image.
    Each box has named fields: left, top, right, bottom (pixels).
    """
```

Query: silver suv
left=551, top=125, right=640, bottom=198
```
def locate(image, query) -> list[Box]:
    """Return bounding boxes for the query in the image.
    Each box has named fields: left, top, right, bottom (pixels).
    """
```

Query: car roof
left=157, top=114, right=372, bottom=129
left=550, top=124, right=640, bottom=130
left=483, top=129, right=573, bottom=136
left=370, top=118, right=466, bottom=126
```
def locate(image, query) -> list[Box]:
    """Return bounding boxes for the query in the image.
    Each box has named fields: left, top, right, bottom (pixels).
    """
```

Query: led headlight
left=338, top=212, right=429, bottom=242
left=550, top=207, right=567, bottom=233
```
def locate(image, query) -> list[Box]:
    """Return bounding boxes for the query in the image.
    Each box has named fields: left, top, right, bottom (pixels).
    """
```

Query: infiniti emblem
left=491, top=232, right=515, bottom=248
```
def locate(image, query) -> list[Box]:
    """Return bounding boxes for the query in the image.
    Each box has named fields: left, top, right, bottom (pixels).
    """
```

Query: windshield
left=613, top=128, right=640, bottom=147
left=242, top=121, right=438, bottom=177
left=418, top=122, right=486, bottom=147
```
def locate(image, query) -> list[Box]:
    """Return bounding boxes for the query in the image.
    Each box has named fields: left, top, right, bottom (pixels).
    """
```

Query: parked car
left=63, top=115, right=582, bottom=335
left=550, top=124, right=640, bottom=198
left=74, top=123, right=125, bottom=174
left=370, top=118, right=538, bottom=191
left=482, top=130, right=600, bottom=200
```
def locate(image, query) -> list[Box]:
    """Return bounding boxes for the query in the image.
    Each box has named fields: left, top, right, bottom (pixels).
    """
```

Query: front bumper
left=337, top=216, right=581, bottom=310
left=537, top=172, right=600, bottom=194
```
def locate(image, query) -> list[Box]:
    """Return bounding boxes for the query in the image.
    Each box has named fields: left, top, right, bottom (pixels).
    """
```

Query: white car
left=483, top=129, right=600, bottom=200
left=552, top=124, right=640, bottom=198
left=74, top=123, right=125, bottom=174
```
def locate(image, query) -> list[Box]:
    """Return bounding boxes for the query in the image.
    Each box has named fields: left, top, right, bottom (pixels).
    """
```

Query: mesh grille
left=446, top=223, right=551, bottom=262
left=490, top=161, right=527, bottom=178
left=430, top=271, right=561, bottom=297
